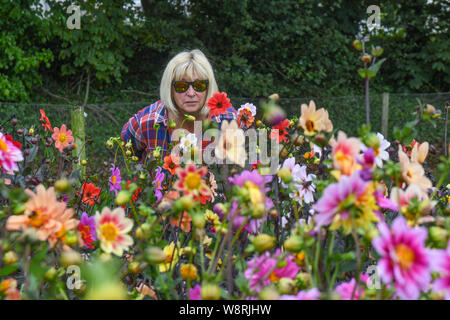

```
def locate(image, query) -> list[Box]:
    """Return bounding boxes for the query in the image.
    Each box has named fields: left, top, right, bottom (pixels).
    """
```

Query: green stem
left=129, top=200, right=141, bottom=226
left=351, top=221, right=361, bottom=300
left=314, top=227, right=322, bottom=287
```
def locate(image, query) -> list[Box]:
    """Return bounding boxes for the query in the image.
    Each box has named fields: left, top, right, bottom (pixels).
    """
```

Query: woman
left=121, top=49, right=237, bottom=163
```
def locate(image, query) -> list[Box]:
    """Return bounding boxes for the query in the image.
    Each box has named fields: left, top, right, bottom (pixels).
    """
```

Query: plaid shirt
left=121, top=100, right=238, bottom=162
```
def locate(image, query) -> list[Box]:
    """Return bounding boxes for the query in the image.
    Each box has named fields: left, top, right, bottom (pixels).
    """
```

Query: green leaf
left=0, top=264, right=20, bottom=277
left=368, top=58, right=386, bottom=79
left=357, top=68, right=368, bottom=79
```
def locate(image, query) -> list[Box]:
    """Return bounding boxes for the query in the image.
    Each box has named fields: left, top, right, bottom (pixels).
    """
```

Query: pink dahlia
left=188, top=284, right=202, bottom=300
left=335, top=273, right=369, bottom=300
left=108, top=164, right=121, bottom=196
left=0, top=132, right=23, bottom=172
left=95, top=207, right=133, bottom=256
left=430, top=240, right=450, bottom=300
left=372, top=216, right=432, bottom=300
left=313, top=171, right=368, bottom=228
left=279, top=288, right=320, bottom=300
left=244, top=249, right=299, bottom=293
left=52, top=124, right=74, bottom=153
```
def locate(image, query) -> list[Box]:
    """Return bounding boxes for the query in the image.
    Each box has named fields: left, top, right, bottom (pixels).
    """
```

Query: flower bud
left=363, top=133, right=380, bottom=150
left=132, top=156, right=139, bottom=162
left=157, top=200, right=172, bottom=214
left=28, top=128, right=34, bottom=135
left=145, top=247, right=167, bottom=264
left=313, top=133, right=327, bottom=147
left=213, top=203, right=228, bottom=217
left=169, top=119, right=177, bottom=129
left=268, top=93, right=279, bottom=102
left=201, top=283, right=221, bottom=300
left=106, top=140, right=114, bottom=149
left=264, top=104, right=286, bottom=126
left=180, top=263, right=198, bottom=281
left=269, top=209, right=278, bottom=219
left=291, top=133, right=304, bottom=146
left=128, top=261, right=142, bottom=274
left=115, top=190, right=131, bottom=206
left=192, top=213, right=206, bottom=229
left=277, top=278, right=296, bottom=295
left=361, top=55, right=372, bottom=64
left=179, top=196, right=195, bottom=211
left=44, top=267, right=58, bottom=281
left=59, top=250, right=82, bottom=268
left=295, top=272, right=311, bottom=290
left=256, top=120, right=262, bottom=127
left=64, top=231, right=78, bottom=246
left=85, top=282, right=127, bottom=300
left=252, top=203, right=266, bottom=219
left=277, top=167, right=293, bottom=184
left=253, top=234, right=275, bottom=253
left=184, top=114, right=196, bottom=122
left=280, top=147, right=289, bottom=159
left=429, top=227, right=448, bottom=248
left=55, top=178, right=71, bottom=193
left=259, top=286, right=280, bottom=300
left=181, top=246, right=197, bottom=256
left=126, top=150, right=132, bottom=157
left=284, top=236, right=303, bottom=253
left=152, top=149, right=160, bottom=158
left=125, top=141, right=132, bottom=149
left=352, top=39, right=362, bottom=51
left=371, top=46, right=383, bottom=57
left=3, top=251, right=18, bottom=265
left=81, top=159, right=88, bottom=166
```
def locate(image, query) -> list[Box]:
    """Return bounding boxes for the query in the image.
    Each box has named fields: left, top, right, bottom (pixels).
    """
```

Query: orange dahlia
left=237, top=108, right=255, bottom=128
left=6, top=184, right=78, bottom=248
left=163, top=154, right=180, bottom=175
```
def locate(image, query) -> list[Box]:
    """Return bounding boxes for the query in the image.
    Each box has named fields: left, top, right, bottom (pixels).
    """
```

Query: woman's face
left=172, top=74, right=208, bottom=117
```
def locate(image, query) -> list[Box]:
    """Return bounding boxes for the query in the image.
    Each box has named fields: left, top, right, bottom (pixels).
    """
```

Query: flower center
left=58, top=133, right=67, bottom=144
left=395, top=244, right=415, bottom=270
left=111, top=175, right=116, bottom=185
left=374, top=148, right=380, bottom=157
left=406, top=170, right=413, bottom=179
left=165, top=252, right=173, bottom=263
left=29, top=209, right=49, bottom=228
left=0, top=139, right=8, bottom=152
left=306, top=120, right=315, bottom=133
left=269, top=271, right=279, bottom=283
left=100, top=223, right=118, bottom=242
left=185, top=173, right=201, bottom=190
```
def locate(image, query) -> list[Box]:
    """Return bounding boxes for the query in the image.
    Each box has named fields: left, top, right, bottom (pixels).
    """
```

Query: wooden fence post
left=71, top=106, right=86, bottom=179
left=381, top=92, right=389, bottom=138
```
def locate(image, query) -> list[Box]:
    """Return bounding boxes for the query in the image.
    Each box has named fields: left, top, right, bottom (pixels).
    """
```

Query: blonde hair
left=160, top=49, right=219, bottom=118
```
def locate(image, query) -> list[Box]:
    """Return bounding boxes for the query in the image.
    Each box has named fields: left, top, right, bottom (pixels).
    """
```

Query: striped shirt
left=121, top=100, right=237, bottom=162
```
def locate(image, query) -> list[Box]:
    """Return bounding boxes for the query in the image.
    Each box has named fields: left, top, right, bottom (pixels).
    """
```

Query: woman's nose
left=186, top=85, right=196, bottom=96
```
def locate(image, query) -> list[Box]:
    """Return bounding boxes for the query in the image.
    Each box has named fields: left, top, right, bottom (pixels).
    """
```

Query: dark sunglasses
left=172, top=80, right=209, bottom=93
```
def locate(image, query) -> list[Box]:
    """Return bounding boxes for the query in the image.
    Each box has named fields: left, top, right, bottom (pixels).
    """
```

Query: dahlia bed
left=0, top=92, right=448, bottom=301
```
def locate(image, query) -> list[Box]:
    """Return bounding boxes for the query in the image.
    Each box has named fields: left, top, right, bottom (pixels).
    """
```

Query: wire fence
left=1, top=92, right=449, bottom=163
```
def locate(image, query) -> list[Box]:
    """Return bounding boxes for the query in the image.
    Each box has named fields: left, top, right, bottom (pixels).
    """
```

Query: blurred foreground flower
left=0, top=132, right=23, bottom=172
left=372, top=216, right=431, bottom=300
left=6, top=184, right=78, bottom=248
